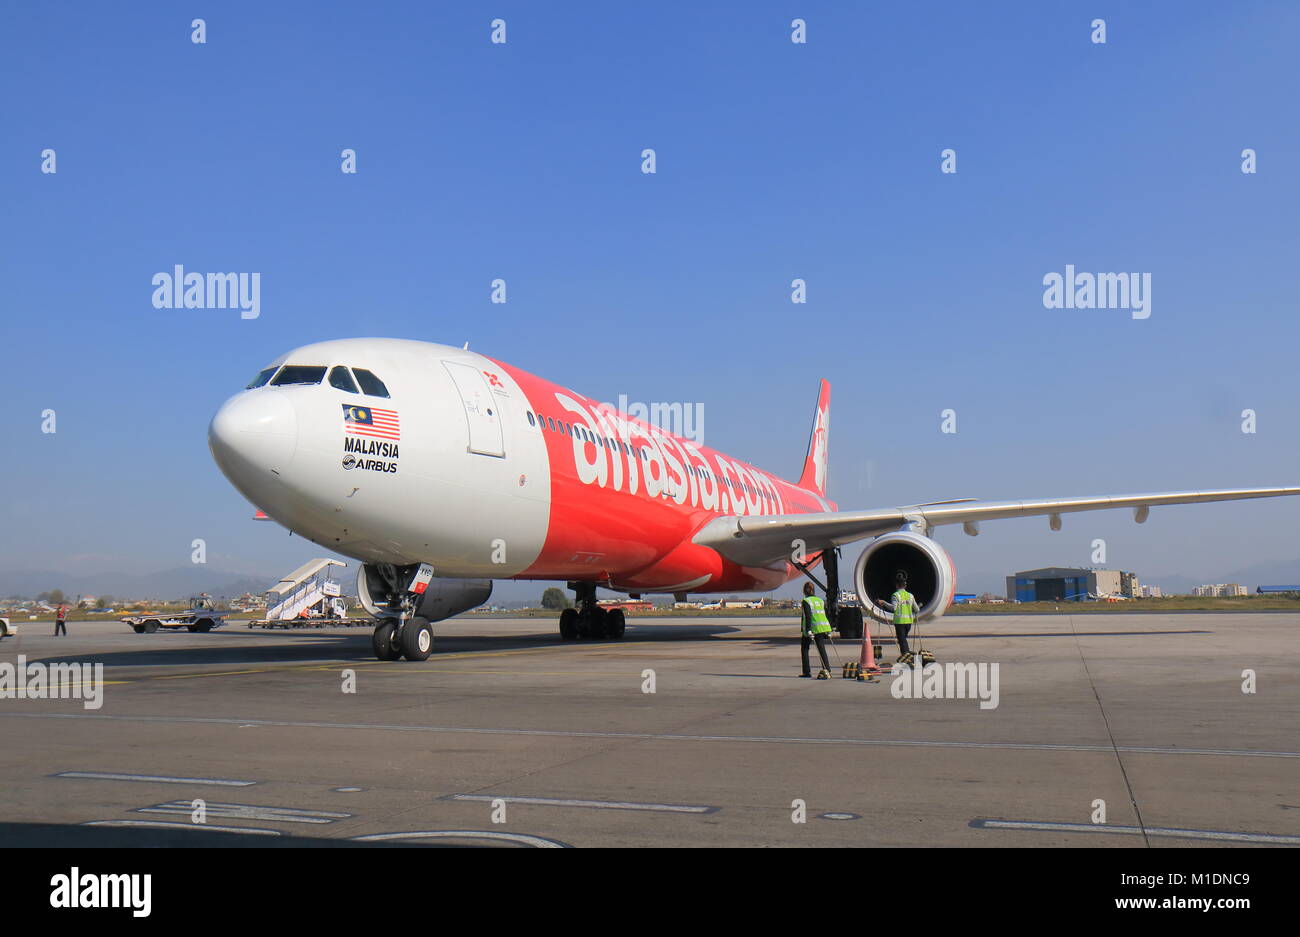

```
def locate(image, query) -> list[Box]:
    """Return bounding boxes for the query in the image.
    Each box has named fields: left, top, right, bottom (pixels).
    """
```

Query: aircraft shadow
left=20, top=623, right=743, bottom=669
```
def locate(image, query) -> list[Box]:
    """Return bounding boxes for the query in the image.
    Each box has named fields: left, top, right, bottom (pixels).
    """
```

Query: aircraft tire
left=559, top=608, right=578, bottom=640
left=606, top=608, right=626, bottom=640
left=372, top=620, right=402, bottom=660
left=400, top=618, right=433, bottom=661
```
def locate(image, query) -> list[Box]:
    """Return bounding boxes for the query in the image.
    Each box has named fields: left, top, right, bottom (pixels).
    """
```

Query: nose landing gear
left=370, top=564, right=435, bottom=661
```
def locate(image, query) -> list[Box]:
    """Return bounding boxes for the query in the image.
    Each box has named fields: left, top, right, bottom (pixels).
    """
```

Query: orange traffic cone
left=858, top=618, right=882, bottom=673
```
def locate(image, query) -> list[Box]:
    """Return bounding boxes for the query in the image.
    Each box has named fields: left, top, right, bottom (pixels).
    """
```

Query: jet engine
left=356, top=563, right=492, bottom=622
left=853, top=531, right=956, bottom=623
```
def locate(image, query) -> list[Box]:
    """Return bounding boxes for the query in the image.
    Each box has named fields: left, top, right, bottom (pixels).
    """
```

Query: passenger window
left=352, top=368, right=391, bottom=398
left=527, top=412, right=536, bottom=427
left=246, top=367, right=279, bottom=389
left=328, top=366, right=359, bottom=393
left=271, top=365, right=327, bottom=386
left=547, top=417, right=556, bottom=431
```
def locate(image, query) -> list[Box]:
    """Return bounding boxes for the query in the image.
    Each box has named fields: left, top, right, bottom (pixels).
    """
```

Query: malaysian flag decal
left=343, top=404, right=400, bottom=441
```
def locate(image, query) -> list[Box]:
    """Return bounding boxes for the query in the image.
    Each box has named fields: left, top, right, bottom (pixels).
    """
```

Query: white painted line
left=9, top=712, right=1299, bottom=760
left=973, top=818, right=1300, bottom=845
left=136, top=801, right=351, bottom=824
left=354, top=830, right=567, bottom=848
left=84, top=820, right=281, bottom=836
left=451, top=793, right=717, bottom=814
left=55, top=771, right=255, bottom=787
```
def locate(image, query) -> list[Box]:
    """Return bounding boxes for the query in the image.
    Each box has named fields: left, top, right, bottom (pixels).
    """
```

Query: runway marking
left=450, top=793, right=718, bottom=814
left=971, top=818, right=1300, bottom=845
left=84, top=820, right=281, bottom=836
left=7, top=711, right=1298, bottom=760
left=54, top=770, right=255, bottom=787
left=135, top=801, right=352, bottom=824
left=358, top=669, right=646, bottom=678
left=354, top=830, right=569, bottom=848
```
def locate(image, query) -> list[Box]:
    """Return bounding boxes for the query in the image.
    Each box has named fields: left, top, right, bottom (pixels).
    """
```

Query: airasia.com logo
left=550, top=392, right=785, bottom=516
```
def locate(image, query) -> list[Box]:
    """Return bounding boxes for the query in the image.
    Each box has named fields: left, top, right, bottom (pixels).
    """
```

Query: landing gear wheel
left=578, top=606, right=608, bottom=639
left=605, top=608, right=626, bottom=640
left=559, top=608, right=578, bottom=640
left=372, top=620, right=402, bottom=660
left=143, top=620, right=159, bottom=634
left=400, top=618, right=433, bottom=661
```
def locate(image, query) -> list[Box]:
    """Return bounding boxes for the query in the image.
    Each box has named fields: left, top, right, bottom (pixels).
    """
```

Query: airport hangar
left=1006, top=567, right=1138, bottom=602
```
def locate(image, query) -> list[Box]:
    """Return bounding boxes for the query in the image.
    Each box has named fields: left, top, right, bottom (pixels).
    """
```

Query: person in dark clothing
left=54, top=603, right=68, bottom=637
left=799, top=582, right=833, bottom=679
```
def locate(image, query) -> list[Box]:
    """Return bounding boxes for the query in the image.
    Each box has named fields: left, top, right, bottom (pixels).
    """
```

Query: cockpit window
left=328, top=366, right=359, bottom=394
left=270, top=365, right=327, bottom=386
left=246, top=366, right=279, bottom=389
left=352, top=368, right=391, bottom=398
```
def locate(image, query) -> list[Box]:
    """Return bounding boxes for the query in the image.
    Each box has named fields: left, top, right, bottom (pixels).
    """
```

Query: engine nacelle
left=853, top=531, right=956, bottom=623
left=356, top=564, right=492, bottom=622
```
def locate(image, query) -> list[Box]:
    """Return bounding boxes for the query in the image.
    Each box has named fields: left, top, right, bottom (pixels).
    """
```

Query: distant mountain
left=0, top=567, right=280, bottom=601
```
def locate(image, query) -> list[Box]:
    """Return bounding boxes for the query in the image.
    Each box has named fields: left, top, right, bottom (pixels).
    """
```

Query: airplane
left=208, top=337, right=1300, bottom=662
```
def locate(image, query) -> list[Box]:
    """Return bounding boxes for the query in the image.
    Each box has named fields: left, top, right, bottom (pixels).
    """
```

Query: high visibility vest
left=892, top=589, right=916, bottom=625
left=802, top=595, right=831, bottom=635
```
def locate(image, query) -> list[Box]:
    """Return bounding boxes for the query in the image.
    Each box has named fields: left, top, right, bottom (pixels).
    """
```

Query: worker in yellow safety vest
left=880, top=571, right=920, bottom=665
left=799, top=582, right=833, bottom=679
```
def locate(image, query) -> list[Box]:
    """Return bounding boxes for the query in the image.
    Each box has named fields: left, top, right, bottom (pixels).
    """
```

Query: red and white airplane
left=208, top=338, right=1299, bottom=661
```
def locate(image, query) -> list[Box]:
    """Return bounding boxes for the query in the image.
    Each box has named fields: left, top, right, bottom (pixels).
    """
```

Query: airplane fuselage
left=209, top=338, right=834, bottom=594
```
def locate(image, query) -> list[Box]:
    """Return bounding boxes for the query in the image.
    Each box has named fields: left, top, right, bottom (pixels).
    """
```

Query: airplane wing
left=692, top=487, right=1300, bottom=568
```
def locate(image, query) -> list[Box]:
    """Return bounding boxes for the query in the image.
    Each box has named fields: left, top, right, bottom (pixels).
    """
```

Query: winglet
left=797, top=379, right=831, bottom=497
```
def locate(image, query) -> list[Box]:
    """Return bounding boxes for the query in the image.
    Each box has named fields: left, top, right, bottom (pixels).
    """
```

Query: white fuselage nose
left=209, top=390, right=299, bottom=487
left=208, top=338, right=552, bottom=576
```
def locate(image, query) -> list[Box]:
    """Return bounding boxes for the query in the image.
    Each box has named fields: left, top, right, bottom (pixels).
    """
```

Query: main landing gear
left=558, top=581, right=626, bottom=641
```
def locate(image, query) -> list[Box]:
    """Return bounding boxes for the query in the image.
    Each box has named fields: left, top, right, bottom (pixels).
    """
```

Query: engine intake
left=853, top=531, right=956, bottom=623
left=357, top=564, right=492, bottom=622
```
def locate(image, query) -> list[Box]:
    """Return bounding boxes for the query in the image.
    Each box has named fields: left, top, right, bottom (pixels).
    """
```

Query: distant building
left=1256, top=585, right=1300, bottom=594
left=1139, top=585, right=1163, bottom=598
left=1193, top=583, right=1248, bottom=597
left=1006, top=567, right=1140, bottom=603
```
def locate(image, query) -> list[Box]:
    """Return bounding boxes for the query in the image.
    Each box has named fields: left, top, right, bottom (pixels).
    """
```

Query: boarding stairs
left=264, top=559, right=347, bottom=621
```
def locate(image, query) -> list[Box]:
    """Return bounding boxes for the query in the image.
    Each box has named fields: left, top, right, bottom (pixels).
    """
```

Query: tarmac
left=1, top=612, right=1297, bottom=847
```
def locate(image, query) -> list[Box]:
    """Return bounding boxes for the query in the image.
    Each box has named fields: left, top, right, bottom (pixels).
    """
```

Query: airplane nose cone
left=208, top=392, right=298, bottom=478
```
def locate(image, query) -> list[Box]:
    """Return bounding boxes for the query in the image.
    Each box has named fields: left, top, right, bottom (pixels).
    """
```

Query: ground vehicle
left=121, top=594, right=229, bottom=633
left=0, top=618, right=13, bottom=639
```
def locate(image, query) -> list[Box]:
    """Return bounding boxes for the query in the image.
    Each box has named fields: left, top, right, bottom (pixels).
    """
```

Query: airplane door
left=443, top=361, right=506, bottom=457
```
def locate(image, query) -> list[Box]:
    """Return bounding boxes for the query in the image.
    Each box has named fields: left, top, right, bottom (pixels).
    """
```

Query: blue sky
left=3, top=1, right=1299, bottom=598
